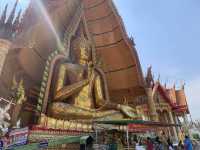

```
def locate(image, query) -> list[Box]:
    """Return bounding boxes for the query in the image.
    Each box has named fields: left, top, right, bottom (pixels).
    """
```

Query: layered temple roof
left=0, top=0, right=22, bottom=40
left=83, top=0, right=145, bottom=102
left=145, top=67, right=189, bottom=114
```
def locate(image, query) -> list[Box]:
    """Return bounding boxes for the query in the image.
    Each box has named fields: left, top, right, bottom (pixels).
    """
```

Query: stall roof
left=94, top=120, right=181, bottom=127
left=12, top=135, right=91, bottom=150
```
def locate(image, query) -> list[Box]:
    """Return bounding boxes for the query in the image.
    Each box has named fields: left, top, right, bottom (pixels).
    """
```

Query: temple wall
left=14, top=0, right=81, bottom=83
left=0, top=39, right=11, bottom=76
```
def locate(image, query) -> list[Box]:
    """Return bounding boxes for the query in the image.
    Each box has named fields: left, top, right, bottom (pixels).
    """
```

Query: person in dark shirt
left=146, top=137, right=153, bottom=150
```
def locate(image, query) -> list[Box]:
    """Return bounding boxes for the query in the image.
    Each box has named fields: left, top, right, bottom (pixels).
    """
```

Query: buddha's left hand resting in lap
left=48, top=33, right=138, bottom=120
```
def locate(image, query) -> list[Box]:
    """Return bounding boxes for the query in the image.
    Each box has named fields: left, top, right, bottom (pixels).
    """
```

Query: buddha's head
left=79, top=38, right=91, bottom=62
left=73, top=35, right=92, bottom=65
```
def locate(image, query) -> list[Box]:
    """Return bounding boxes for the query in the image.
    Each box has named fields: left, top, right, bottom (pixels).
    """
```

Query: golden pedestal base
left=38, top=114, right=93, bottom=132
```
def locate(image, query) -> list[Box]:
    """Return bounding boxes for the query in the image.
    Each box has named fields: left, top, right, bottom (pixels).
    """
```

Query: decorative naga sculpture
left=47, top=31, right=138, bottom=121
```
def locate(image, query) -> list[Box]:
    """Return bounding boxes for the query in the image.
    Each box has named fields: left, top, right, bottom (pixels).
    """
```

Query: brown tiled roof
left=83, top=0, right=145, bottom=101
left=166, top=88, right=177, bottom=105
left=175, top=89, right=187, bottom=106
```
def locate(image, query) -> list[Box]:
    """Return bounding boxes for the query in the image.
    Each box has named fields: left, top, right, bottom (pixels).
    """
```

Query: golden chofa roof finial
left=173, top=83, right=176, bottom=90
left=157, top=74, right=161, bottom=83
left=129, top=36, right=135, bottom=46
left=181, top=81, right=186, bottom=90
left=164, top=82, right=167, bottom=88
left=146, top=65, right=154, bottom=87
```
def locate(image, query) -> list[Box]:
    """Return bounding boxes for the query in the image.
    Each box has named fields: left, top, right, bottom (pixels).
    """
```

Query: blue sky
left=113, top=0, right=200, bottom=120
left=1, top=0, right=200, bottom=119
left=0, top=0, right=29, bottom=13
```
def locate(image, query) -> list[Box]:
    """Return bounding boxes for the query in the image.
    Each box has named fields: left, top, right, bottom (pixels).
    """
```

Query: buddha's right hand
left=54, top=79, right=89, bottom=101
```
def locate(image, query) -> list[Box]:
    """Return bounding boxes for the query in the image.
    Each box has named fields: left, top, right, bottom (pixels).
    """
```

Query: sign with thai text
left=3, top=127, right=29, bottom=149
left=39, top=140, right=48, bottom=149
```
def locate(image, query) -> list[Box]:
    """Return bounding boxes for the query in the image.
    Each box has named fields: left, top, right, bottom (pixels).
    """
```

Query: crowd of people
left=94, top=130, right=196, bottom=150
left=133, top=135, right=194, bottom=150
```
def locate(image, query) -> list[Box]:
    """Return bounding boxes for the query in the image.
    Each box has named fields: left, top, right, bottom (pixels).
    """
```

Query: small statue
left=10, top=77, right=26, bottom=127
left=11, top=77, right=26, bottom=105
left=16, top=79, right=26, bottom=105
left=0, top=100, right=11, bottom=132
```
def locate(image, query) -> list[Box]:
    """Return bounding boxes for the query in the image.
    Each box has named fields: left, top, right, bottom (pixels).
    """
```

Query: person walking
left=178, top=140, right=184, bottom=150
left=146, top=137, right=153, bottom=150
left=155, top=137, right=164, bottom=150
left=184, top=136, right=193, bottom=150
left=135, top=140, right=145, bottom=150
left=169, top=143, right=174, bottom=150
left=167, top=138, right=174, bottom=150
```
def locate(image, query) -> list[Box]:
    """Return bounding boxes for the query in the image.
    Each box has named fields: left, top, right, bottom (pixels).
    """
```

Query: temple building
left=140, top=67, right=189, bottom=140
left=0, top=0, right=190, bottom=145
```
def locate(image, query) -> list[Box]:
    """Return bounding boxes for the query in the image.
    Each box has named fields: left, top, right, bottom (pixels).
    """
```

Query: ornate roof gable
left=0, top=0, right=22, bottom=40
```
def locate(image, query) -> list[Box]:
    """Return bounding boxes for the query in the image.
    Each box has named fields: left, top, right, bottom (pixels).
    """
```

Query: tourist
left=146, top=137, right=153, bottom=150
left=135, top=140, right=145, bottom=150
left=154, top=136, right=164, bottom=150
left=133, top=135, right=138, bottom=143
left=160, top=132, right=168, bottom=149
left=167, top=138, right=174, bottom=150
left=155, top=141, right=164, bottom=150
left=80, top=136, right=93, bottom=150
left=178, top=140, right=184, bottom=150
left=132, top=135, right=138, bottom=149
left=184, top=136, right=193, bottom=150
left=168, top=142, right=174, bottom=150
left=115, top=134, right=123, bottom=150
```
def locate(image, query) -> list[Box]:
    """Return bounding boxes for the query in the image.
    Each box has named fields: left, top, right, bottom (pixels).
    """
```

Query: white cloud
left=185, top=77, right=200, bottom=120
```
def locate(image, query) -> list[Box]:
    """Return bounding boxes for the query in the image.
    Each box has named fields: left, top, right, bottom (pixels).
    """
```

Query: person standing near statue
left=184, top=136, right=193, bottom=150
left=146, top=137, right=153, bottom=150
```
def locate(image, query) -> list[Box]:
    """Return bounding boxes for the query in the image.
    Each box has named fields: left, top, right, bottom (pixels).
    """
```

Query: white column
left=146, top=88, right=158, bottom=121
left=169, top=111, right=178, bottom=142
left=173, top=114, right=182, bottom=140
left=183, top=114, right=191, bottom=136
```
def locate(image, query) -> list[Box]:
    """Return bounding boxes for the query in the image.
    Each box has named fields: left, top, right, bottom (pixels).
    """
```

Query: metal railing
left=0, top=97, right=15, bottom=105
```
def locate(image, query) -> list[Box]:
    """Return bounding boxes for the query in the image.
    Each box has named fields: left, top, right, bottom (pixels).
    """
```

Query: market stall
left=0, top=126, right=93, bottom=150
left=93, top=119, right=181, bottom=149
left=11, top=135, right=92, bottom=150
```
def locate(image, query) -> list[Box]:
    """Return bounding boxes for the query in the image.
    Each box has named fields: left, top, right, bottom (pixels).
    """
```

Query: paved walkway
left=194, top=143, right=200, bottom=150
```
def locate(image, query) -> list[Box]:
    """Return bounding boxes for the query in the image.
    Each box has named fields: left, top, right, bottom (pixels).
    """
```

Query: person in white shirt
left=135, top=141, right=145, bottom=150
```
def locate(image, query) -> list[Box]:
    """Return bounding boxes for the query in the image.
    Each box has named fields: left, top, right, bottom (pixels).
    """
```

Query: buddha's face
left=73, top=36, right=92, bottom=64
left=80, top=46, right=90, bottom=61
left=78, top=39, right=91, bottom=64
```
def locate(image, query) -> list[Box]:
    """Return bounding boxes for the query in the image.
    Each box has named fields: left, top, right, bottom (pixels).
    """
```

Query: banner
left=128, top=124, right=154, bottom=132
left=0, top=140, right=3, bottom=150
left=2, top=127, right=29, bottom=149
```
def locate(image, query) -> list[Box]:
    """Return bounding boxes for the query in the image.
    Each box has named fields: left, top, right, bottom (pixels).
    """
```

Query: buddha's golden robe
left=48, top=63, right=124, bottom=120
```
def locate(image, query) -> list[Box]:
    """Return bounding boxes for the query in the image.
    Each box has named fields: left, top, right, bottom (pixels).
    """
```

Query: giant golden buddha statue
left=45, top=31, right=138, bottom=122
